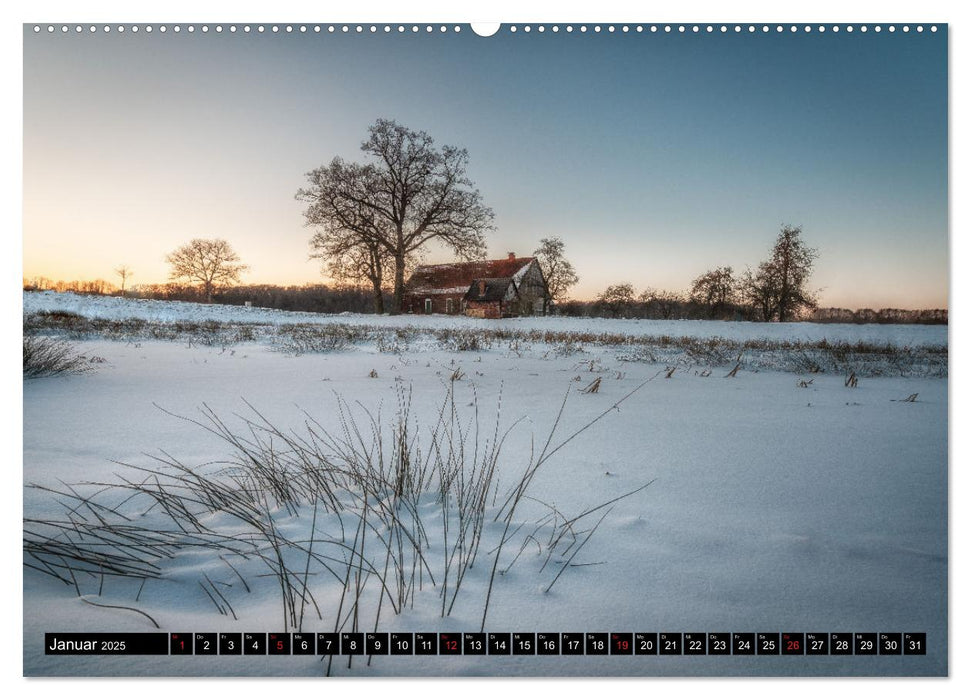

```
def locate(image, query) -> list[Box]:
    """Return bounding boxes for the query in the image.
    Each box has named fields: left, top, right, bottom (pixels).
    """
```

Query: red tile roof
left=406, top=257, right=536, bottom=295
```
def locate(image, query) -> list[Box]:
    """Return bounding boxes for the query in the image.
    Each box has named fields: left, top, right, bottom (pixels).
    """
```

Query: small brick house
left=403, top=253, right=549, bottom=318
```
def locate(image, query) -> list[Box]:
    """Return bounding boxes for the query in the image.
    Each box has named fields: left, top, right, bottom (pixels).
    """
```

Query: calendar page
left=22, top=18, right=948, bottom=678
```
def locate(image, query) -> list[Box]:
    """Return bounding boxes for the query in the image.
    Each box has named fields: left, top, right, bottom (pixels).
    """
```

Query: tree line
left=555, top=292, right=946, bottom=324
left=687, top=224, right=819, bottom=322
left=25, top=275, right=942, bottom=324
left=575, top=224, right=823, bottom=322
left=22, top=276, right=383, bottom=315
left=23, top=119, right=944, bottom=324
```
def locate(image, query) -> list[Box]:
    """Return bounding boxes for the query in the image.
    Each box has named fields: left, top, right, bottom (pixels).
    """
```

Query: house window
left=446, top=298, right=455, bottom=314
left=424, top=298, right=433, bottom=314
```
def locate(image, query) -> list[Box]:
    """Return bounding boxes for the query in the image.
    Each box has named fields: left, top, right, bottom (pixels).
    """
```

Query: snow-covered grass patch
left=22, top=291, right=947, bottom=345
left=23, top=292, right=947, bottom=378
left=26, top=378, right=655, bottom=674
left=23, top=333, right=105, bottom=379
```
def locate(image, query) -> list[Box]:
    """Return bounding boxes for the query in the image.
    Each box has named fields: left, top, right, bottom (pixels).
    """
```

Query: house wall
left=403, top=259, right=549, bottom=317
left=465, top=300, right=502, bottom=319
left=404, top=294, right=464, bottom=315
left=513, top=262, right=548, bottom=316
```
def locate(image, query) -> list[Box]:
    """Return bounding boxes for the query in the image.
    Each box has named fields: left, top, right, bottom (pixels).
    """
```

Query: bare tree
left=740, top=266, right=776, bottom=321
left=533, top=236, right=579, bottom=304
left=690, top=266, right=736, bottom=317
left=743, top=225, right=818, bottom=321
left=309, top=229, right=392, bottom=313
left=114, top=266, right=133, bottom=297
left=166, top=239, right=247, bottom=303
left=297, top=119, right=494, bottom=313
left=596, top=283, right=636, bottom=318
left=639, top=288, right=685, bottom=319
left=769, top=225, right=818, bottom=321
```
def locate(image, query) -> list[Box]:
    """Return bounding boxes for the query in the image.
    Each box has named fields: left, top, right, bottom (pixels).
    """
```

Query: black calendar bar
left=43, top=632, right=928, bottom=656
left=45, top=633, right=169, bottom=655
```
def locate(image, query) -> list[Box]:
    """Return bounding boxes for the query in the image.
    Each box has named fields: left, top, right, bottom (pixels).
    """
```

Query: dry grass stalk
left=580, top=377, right=602, bottom=394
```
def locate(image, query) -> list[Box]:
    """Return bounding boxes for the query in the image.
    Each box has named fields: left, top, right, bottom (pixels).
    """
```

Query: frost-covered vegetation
left=23, top=292, right=947, bottom=378
left=26, top=383, right=653, bottom=664
left=22, top=333, right=104, bottom=379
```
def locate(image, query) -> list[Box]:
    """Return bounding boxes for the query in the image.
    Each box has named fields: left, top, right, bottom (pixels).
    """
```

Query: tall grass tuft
left=25, top=381, right=657, bottom=669
left=23, top=334, right=96, bottom=378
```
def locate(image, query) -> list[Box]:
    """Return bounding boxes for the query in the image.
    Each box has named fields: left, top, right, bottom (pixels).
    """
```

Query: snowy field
left=22, top=293, right=947, bottom=677
left=25, top=290, right=949, bottom=347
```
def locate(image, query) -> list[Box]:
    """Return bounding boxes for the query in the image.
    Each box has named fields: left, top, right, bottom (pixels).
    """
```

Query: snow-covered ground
left=23, top=291, right=949, bottom=347
left=22, top=293, right=947, bottom=677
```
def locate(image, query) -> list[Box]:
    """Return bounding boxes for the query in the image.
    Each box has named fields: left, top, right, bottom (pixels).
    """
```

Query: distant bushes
left=129, top=282, right=383, bottom=315
left=809, top=307, right=948, bottom=325
left=556, top=293, right=706, bottom=321
left=25, top=279, right=947, bottom=324
left=23, top=278, right=116, bottom=296
left=212, top=284, right=386, bottom=314
left=24, top=280, right=386, bottom=315
left=554, top=298, right=947, bottom=324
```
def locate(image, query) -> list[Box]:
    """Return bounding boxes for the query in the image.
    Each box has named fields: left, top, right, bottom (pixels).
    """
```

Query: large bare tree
left=297, top=119, right=494, bottom=313
left=533, top=236, right=579, bottom=304
left=166, top=238, right=247, bottom=303
left=743, top=225, right=818, bottom=321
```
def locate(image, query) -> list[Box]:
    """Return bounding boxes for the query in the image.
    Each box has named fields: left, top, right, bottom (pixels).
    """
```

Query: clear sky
left=23, top=23, right=948, bottom=308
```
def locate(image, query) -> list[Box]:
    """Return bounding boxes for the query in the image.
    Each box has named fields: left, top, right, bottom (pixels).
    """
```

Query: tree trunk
left=391, top=253, right=406, bottom=315
left=371, top=278, right=385, bottom=314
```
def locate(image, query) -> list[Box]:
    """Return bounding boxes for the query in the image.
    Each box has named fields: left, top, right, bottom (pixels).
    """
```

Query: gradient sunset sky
left=23, top=23, right=948, bottom=308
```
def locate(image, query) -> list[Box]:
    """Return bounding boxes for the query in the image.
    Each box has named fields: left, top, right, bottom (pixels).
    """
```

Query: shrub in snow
left=23, top=334, right=97, bottom=379
left=436, top=328, right=493, bottom=352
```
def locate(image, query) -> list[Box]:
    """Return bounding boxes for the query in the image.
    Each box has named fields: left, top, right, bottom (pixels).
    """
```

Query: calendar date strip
left=45, top=632, right=926, bottom=656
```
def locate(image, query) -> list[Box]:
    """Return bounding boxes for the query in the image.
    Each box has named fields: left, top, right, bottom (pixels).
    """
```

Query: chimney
left=507, top=252, right=516, bottom=260
left=478, top=280, right=486, bottom=296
